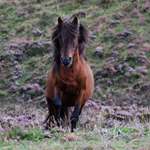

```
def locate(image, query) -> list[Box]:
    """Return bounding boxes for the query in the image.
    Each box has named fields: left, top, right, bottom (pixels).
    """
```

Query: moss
left=0, top=91, right=8, bottom=98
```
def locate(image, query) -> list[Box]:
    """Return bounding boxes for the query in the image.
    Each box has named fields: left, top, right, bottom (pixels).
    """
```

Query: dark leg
left=70, top=88, right=85, bottom=132
left=79, top=104, right=84, bottom=115
left=53, top=91, right=62, bottom=126
left=45, top=98, right=56, bottom=129
left=70, top=104, right=80, bottom=132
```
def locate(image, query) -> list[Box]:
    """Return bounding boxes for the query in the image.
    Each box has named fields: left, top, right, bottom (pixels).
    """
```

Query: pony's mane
left=51, top=18, right=89, bottom=76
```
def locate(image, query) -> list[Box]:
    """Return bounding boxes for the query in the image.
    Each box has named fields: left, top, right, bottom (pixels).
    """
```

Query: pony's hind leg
left=53, top=91, right=62, bottom=126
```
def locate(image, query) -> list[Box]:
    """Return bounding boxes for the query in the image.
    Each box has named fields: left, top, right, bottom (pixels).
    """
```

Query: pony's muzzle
left=60, top=56, right=73, bottom=67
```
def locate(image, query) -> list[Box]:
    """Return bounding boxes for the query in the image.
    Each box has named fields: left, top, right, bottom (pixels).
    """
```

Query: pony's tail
left=60, top=106, right=70, bottom=121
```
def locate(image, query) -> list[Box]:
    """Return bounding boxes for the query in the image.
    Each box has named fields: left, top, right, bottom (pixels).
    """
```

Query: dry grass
left=0, top=103, right=150, bottom=149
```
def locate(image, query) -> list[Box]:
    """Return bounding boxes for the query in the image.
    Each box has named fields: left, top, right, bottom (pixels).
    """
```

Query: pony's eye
left=73, top=44, right=75, bottom=48
left=73, top=40, right=76, bottom=48
left=58, top=38, right=62, bottom=47
left=73, top=44, right=76, bottom=51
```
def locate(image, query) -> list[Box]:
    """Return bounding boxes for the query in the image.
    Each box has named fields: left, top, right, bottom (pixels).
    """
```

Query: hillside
left=0, top=0, right=150, bottom=149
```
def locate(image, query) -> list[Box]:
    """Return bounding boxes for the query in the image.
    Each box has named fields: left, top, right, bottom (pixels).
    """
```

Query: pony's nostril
left=68, top=57, right=72, bottom=61
left=60, top=56, right=72, bottom=67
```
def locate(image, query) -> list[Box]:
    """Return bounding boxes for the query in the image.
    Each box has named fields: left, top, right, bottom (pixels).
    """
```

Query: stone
left=7, top=85, right=18, bottom=93
left=24, top=40, right=52, bottom=56
left=15, top=65, right=21, bottom=70
left=135, top=66, right=148, bottom=75
left=133, top=82, right=143, bottom=89
left=128, top=43, right=135, bottom=48
left=12, top=76, right=19, bottom=80
left=117, top=43, right=125, bottom=48
left=72, top=11, right=86, bottom=18
left=93, top=47, right=104, bottom=57
left=0, top=36, right=9, bottom=42
left=10, top=44, right=18, bottom=49
left=84, top=100, right=99, bottom=109
left=111, top=51, right=119, bottom=56
left=99, top=16, right=106, bottom=21
left=14, top=61, right=18, bottom=65
left=17, top=10, right=30, bottom=19
left=130, top=8, right=139, bottom=18
left=127, top=52, right=147, bottom=64
left=143, top=43, right=150, bottom=50
left=107, top=20, right=120, bottom=28
left=20, top=83, right=44, bottom=95
left=14, top=50, right=23, bottom=57
left=95, top=86, right=102, bottom=93
left=140, top=82, right=150, bottom=92
left=116, top=30, right=132, bottom=39
left=23, top=41, right=31, bottom=47
left=113, top=13, right=124, bottom=20
left=32, top=29, right=43, bottom=36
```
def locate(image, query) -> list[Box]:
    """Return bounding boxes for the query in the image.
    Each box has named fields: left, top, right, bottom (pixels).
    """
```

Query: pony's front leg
left=70, top=90, right=85, bottom=132
left=53, top=89, right=62, bottom=126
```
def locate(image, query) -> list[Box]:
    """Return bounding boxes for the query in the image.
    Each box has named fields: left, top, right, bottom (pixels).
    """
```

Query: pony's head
left=58, top=17, right=79, bottom=67
left=52, top=17, right=79, bottom=67
left=51, top=17, right=89, bottom=72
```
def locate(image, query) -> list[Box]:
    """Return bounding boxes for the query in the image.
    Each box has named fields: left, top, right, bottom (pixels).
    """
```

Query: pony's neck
left=72, top=46, right=80, bottom=64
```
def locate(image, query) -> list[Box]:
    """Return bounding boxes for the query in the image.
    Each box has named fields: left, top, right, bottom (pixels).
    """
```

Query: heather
left=0, top=0, right=150, bottom=149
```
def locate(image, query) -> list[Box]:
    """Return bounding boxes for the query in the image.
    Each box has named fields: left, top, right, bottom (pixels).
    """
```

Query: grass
left=0, top=104, right=150, bottom=149
left=0, top=91, right=8, bottom=99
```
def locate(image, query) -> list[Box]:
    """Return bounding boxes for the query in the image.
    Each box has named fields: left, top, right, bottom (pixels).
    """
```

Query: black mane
left=51, top=18, right=89, bottom=76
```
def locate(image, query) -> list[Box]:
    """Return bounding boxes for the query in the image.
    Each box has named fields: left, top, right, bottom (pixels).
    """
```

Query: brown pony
left=46, top=17, right=94, bottom=132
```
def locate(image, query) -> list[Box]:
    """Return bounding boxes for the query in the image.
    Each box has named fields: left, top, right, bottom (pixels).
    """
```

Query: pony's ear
left=72, top=16, right=78, bottom=25
left=58, top=17, right=63, bottom=24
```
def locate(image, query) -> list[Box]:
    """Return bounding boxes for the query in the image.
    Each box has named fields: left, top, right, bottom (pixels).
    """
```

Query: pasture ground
left=1, top=0, right=150, bottom=149
left=0, top=102, right=150, bottom=150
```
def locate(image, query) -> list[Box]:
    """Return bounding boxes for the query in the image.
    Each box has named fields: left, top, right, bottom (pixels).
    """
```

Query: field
left=0, top=0, right=150, bottom=149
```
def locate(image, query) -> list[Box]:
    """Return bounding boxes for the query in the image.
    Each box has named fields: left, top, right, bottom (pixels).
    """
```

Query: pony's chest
left=59, top=65, right=86, bottom=92
left=59, top=77, right=85, bottom=93
left=59, top=80, right=78, bottom=91
left=60, top=69, right=77, bottom=81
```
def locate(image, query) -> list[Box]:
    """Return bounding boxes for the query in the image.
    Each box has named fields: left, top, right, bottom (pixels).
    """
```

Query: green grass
left=0, top=103, right=150, bottom=150
left=1, top=127, right=45, bottom=141
left=1, top=126, right=150, bottom=150
left=0, top=90, right=8, bottom=98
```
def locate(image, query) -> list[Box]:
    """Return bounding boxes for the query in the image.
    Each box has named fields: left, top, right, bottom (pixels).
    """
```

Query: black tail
left=44, top=106, right=70, bottom=128
left=60, top=106, right=70, bottom=121
left=44, top=113, right=51, bottom=123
